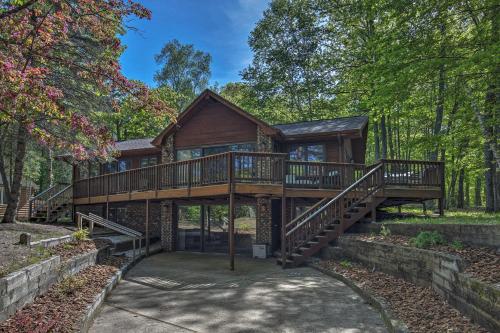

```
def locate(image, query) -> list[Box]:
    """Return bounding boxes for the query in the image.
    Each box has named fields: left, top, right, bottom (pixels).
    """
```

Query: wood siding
left=174, top=98, right=258, bottom=149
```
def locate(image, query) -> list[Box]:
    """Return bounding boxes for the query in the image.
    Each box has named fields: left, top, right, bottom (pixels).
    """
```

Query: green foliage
left=0, top=246, right=53, bottom=278
left=385, top=207, right=500, bottom=225
left=410, top=231, right=446, bottom=249
left=57, top=275, right=87, bottom=296
left=340, top=260, right=352, bottom=268
left=73, top=229, right=89, bottom=242
left=154, top=39, right=211, bottom=109
left=242, top=0, right=500, bottom=211
left=380, top=224, right=391, bottom=237
left=450, top=240, right=464, bottom=250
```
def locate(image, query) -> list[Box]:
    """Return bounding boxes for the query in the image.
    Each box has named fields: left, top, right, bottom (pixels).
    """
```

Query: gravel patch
left=0, top=257, right=127, bottom=333
left=320, top=260, right=488, bottom=333
left=351, top=233, right=500, bottom=284
left=0, top=223, right=74, bottom=271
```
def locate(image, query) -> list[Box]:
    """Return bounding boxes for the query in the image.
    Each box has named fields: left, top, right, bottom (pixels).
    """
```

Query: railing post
left=439, top=161, right=445, bottom=216
left=281, top=156, right=287, bottom=268
left=28, top=199, right=33, bottom=220
left=46, top=199, right=51, bottom=222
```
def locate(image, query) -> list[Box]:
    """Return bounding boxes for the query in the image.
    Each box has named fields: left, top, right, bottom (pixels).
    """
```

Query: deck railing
left=73, top=153, right=444, bottom=199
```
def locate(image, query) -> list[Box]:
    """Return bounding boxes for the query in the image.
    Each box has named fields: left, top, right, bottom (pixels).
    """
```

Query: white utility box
left=252, top=244, right=268, bottom=259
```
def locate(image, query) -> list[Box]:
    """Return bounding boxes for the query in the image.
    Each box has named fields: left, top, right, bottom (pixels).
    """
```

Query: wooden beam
left=145, top=199, right=150, bottom=255
left=229, top=192, right=235, bottom=271
left=200, top=204, right=205, bottom=252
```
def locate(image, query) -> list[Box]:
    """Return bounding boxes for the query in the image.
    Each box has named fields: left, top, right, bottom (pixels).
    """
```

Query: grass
left=384, top=207, right=500, bottom=225
left=0, top=246, right=53, bottom=278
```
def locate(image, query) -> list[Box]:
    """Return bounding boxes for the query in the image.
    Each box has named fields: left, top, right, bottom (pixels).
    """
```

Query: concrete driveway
left=89, top=252, right=387, bottom=333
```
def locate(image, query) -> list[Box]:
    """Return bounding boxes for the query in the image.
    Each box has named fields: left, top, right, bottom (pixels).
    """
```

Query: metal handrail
left=76, top=212, right=143, bottom=261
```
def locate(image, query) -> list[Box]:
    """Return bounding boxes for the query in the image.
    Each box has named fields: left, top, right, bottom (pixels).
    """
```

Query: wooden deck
left=73, top=152, right=444, bottom=205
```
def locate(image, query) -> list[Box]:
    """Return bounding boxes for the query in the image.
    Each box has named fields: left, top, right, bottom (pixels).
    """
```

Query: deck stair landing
left=279, top=163, right=386, bottom=267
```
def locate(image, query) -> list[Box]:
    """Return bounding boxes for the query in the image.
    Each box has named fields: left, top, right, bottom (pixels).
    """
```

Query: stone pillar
left=160, top=200, right=176, bottom=251
left=257, top=127, right=274, bottom=181
left=256, top=197, right=272, bottom=245
left=257, top=126, right=273, bottom=152
left=161, top=134, right=175, bottom=163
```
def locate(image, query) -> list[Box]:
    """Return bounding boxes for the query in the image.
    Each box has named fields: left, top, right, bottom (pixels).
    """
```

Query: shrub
left=73, top=228, right=89, bottom=241
left=450, top=240, right=464, bottom=250
left=410, top=231, right=446, bottom=249
left=340, top=260, right=352, bottom=268
left=380, top=224, right=391, bottom=237
left=57, top=275, right=87, bottom=296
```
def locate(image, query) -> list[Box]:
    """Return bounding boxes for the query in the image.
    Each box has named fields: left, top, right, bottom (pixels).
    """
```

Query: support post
left=145, top=199, right=150, bottom=256
left=229, top=192, right=235, bottom=271
left=281, top=157, right=287, bottom=268
left=200, top=204, right=205, bottom=252
left=371, top=202, right=376, bottom=223
left=228, top=152, right=235, bottom=271
left=207, top=205, right=211, bottom=239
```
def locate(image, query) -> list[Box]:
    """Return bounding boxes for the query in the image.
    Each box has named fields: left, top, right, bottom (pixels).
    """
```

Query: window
left=289, top=144, right=325, bottom=162
left=176, top=143, right=256, bottom=161
left=89, top=162, right=100, bottom=177
left=118, top=159, right=131, bottom=172
left=108, top=207, right=127, bottom=224
left=78, top=163, right=89, bottom=179
left=140, top=156, right=158, bottom=168
left=104, top=162, right=117, bottom=174
left=176, top=149, right=202, bottom=161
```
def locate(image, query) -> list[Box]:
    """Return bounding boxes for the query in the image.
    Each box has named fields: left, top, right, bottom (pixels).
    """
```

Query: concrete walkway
left=89, top=252, right=387, bottom=333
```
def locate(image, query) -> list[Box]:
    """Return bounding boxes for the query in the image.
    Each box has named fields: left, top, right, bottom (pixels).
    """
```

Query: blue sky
left=120, top=0, right=269, bottom=87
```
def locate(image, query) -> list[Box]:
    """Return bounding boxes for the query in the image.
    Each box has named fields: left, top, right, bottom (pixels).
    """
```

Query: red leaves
left=0, top=0, right=174, bottom=160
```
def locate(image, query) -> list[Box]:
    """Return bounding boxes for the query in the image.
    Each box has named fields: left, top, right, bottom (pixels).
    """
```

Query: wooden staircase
left=28, top=184, right=72, bottom=223
left=278, top=163, right=386, bottom=267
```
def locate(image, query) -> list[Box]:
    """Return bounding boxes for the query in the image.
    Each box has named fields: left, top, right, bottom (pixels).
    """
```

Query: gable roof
left=273, top=116, right=368, bottom=138
left=115, top=138, right=157, bottom=151
left=151, top=89, right=280, bottom=146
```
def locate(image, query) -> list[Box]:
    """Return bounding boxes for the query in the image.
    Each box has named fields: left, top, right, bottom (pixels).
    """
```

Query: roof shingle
left=114, top=138, right=157, bottom=151
left=273, top=116, right=368, bottom=137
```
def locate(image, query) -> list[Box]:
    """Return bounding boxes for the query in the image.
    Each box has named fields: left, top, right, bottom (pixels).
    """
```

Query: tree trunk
left=484, top=143, right=495, bottom=212
left=373, top=120, right=380, bottom=161
left=1, top=125, right=27, bottom=223
left=430, top=23, right=446, bottom=161
left=475, top=176, right=482, bottom=207
left=387, top=115, right=394, bottom=159
left=448, top=167, right=457, bottom=209
left=457, top=168, right=465, bottom=209
left=380, top=114, right=388, bottom=159
left=465, top=174, right=470, bottom=208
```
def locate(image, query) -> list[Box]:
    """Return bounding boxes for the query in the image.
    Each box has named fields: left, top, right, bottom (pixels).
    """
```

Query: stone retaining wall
left=322, top=237, right=499, bottom=332
left=30, top=234, right=74, bottom=248
left=0, top=247, right=110, bottom=321
left=348, top=223, right=500, bottom=248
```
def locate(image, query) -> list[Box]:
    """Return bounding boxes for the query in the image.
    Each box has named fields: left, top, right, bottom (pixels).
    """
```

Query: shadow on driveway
left=89, top=252, right=387, bottom=333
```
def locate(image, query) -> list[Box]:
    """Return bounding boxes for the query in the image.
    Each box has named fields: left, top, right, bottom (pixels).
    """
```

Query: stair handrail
left=282, top=163, right=384, bottom=264
left=28, top=183, right=68, bottom=218
left=76, top=212, right=143, bottom=260
left=46, top=184, right=73, bottom=221
left=286, top=163, right=383, bottom=237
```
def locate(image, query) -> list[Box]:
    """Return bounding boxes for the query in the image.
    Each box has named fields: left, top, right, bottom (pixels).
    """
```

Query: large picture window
left=176, top=143, right=256, bottom=161
left=140, top=156, right=158, bottom=168
left=177, top=149, right=202, bottom=161
left=289, top=144, right=325, bottom=162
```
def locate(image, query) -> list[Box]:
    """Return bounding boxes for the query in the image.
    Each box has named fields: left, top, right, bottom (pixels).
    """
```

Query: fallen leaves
left=0, top=257, right=127, bottom=333
left=321, top=260, right=488, bottom=333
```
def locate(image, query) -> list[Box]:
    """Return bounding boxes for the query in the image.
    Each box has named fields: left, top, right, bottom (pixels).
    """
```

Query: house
left=39, top=90, right=444, bottom=268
